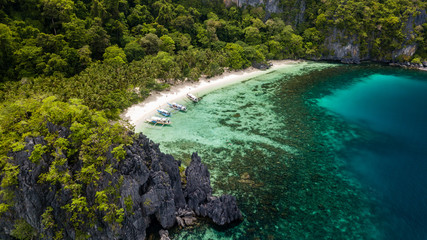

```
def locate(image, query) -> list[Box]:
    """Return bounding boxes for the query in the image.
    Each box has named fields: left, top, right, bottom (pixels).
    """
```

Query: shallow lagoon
left=138, top=62, right=427, bottom=239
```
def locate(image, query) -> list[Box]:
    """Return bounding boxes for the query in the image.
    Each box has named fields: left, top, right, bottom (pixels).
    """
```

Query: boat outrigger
left=146, top=116, right=171, bottom=126
left=157, top=108, right=171, bottom=117
left=167, top=102, right=187, bottom=112
left=187, top=93, right=200, bottom=103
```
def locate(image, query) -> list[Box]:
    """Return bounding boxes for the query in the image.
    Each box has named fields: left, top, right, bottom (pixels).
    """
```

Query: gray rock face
left=232, top=0, right=425, bottom=65
left=200, top=195, right=242, bottom=225
left=185, top=152, right=212, bottom=215
left=176, top=208, right=196, bottom=227
left=392, top=44, right=417, bottom=62
left=320, top=9, right=426, bottom=64
left=1, top=124, right=242, bottom=239
left=252, top=62, right=272, bottom=70
left=185, top=153, right=243, bottom=225
left=159, top=154, right=186, bottom=208
left=159, top=229, right=171, bottom=240
left=322, top=29, right=361, bottom=64
left=225, top=0, right=281, bottom=14
left=145, top=171, right=176, bottom=229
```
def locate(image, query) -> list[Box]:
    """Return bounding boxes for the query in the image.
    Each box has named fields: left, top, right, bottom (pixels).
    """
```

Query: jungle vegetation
left=0, top=0, right=426, bottom=238
left=0, top=0, right=425, bottom=117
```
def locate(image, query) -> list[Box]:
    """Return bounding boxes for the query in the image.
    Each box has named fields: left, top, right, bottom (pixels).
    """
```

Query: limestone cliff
left=225, top=0, right=282, bottom=15
left=229, top=0, right=426, bottom=66
left=320, top=10, right=427, bottom=65
left=0, top=125, right=242, bottom=239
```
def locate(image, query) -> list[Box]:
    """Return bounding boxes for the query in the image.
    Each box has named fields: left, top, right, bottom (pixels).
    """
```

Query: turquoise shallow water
left=137, top=62, right=427, bottom=239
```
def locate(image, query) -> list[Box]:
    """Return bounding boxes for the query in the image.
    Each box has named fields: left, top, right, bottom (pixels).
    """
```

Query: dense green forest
left=0, top=0, right=426, bottom=238
left=0, top=0, right=426, bottom=118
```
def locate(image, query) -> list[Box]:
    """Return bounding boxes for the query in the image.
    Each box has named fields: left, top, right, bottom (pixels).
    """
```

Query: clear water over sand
left=137, top=62, right=427, bottom=239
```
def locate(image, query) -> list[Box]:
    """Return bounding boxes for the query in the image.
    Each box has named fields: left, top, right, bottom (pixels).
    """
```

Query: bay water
left=137, top=62, right=427, bottom=239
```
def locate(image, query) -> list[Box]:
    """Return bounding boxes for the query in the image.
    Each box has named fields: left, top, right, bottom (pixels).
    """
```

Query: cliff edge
left=0, top=125, right=242, bottom=239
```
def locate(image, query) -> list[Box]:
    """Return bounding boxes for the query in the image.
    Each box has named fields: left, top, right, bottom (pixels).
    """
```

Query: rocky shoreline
left=314, top=57, right=427, bottom=71
left=0, top=125, right=242, bottom=239
left=389, top=61, right=427, bottom=71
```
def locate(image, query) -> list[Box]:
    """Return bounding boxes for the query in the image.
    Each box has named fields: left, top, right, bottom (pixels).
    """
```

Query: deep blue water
left=317, top=69, right=427, bottom=240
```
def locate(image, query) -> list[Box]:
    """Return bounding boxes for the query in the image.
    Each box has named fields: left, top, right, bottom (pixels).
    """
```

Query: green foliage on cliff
left=307, top=0, right=427, bottom=61
left=10, top=218, right=38, bottom=240
left=0, top=0, right=426, bottom=236
left=0, top=96, right=132, bottom=236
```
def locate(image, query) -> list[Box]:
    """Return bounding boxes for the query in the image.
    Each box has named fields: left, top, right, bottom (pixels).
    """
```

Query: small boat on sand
left=146, top=117, right=171, bottom=126
left=187, top=93, right=200, bottom=103
left=157, top=108, right=171, bottom=117
left=167, top=102, right=187, bottom=112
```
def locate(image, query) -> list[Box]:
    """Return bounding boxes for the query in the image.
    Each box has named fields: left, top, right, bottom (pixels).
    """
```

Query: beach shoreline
left=121, top=60, right=302, bottom=126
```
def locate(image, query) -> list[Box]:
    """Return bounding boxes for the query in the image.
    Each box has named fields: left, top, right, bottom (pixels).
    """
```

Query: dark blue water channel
left=315, top=66, right=427, bottom=240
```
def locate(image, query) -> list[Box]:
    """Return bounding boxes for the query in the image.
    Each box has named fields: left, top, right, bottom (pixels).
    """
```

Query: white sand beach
left=122, top=60, right=301, bottom=126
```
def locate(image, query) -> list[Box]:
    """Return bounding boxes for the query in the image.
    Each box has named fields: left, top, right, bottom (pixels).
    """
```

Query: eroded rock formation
left=0, top=126, right=242, bottom=239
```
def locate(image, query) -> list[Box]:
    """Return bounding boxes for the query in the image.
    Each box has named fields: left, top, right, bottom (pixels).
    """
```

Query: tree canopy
left=0, top=0, right=426, bottom=237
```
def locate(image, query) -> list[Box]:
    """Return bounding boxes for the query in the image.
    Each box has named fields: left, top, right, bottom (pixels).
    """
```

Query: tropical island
left=1, top=0, right=426, bottom=239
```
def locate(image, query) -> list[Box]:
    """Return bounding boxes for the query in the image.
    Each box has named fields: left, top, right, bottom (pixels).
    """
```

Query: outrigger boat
left=187, top=93, right=200, bottom=103
left=157, top=108, right=171, bottom=117
left=167, top=102, right=187, bottom=112
left=146, top=116, right=171, bottom=126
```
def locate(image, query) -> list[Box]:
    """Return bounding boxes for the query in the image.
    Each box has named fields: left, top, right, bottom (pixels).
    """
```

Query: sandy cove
left=122, top=60, right=302, bottom=126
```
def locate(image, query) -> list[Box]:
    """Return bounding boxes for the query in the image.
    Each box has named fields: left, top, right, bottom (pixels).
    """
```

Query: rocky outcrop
left=392, top=45, right=417, bottom=61
left=391, top=10, right=427, bottom=63
left=252, top=61, right=272, bottom=70
left=389, top=61, right=427, bottom=71
left=185, top=152, right=213, bottom=215
left=232, top=0, right=426, bottom=66
left=185, top=153, right=243, bottom=225
left=159, top=229, right=171, bottom=240
left=200, top=195, right=242, bottom=225
left=175, top=208, right=197, bottom=227
left=0, top=125, right=242, bottom=239
left=320, top=9, right=426, bottom=65
left=225, top=0, right=281, bottom=14
left=322, top=29, right=362, bottom=64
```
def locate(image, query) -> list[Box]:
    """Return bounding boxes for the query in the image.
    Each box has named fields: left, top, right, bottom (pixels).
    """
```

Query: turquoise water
left=137, top=62, right=427, bottom=239
left=316, top=69, right=427, bottom=240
